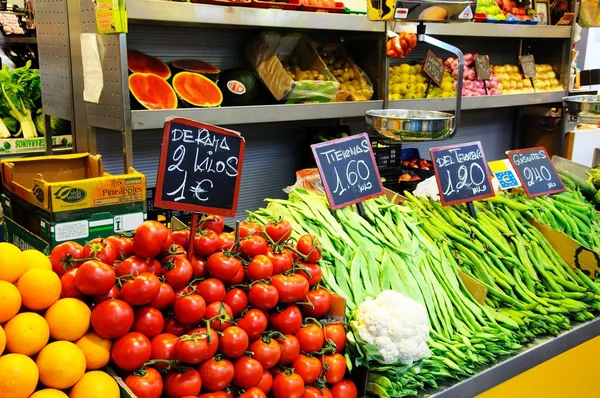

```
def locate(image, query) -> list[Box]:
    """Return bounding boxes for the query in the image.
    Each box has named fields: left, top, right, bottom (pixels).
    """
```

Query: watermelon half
left=127, top=49, right=171, bottom=80
left=171, top=59, right=220, bottom=82
left=129, top=73, right=178, bottom=110
left=172, top=72, right=223, bottom=108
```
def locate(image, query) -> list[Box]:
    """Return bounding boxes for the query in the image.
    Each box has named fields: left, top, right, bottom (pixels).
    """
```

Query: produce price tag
left=311, top=133, right=384, bottom=210
left=488, top=159, right=521, bottom=190
left=519, top=55, right=537, bottom=79
left=424, top=50, right=444, bottom=87
left=155, top=117, right=245, bottom=217
left=506, top=147, right=565, bottom=197
left=474, top=55, right=491, bottom=80
left=430, top=141, right=495, bottom=206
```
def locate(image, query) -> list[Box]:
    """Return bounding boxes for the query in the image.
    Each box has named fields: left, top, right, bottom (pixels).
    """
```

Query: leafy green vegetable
left=0, top=61, right=40, bottom=139
left=34, top=109, right=69, bottom=136
left=3, top=116, right=18, bottom=134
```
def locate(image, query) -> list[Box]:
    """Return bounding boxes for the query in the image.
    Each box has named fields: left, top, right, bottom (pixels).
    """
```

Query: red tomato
left=269, top=305, right=303, bottom=335
left=171, top=230, right=190, bottom=249
left=233, top=356, right=264, bottom=389
left=276, top=335, right=301, bottom=365
left=50, top=241, right=84, bottom=277
left=330, top=379, right=358, bottom=398
left=201, top=215, right=225, bottom=234
left=293, top=354, right=322, bottom=384
left=227, top=266, right=245, bottom=286
left=246, top=255, right=273, bottom=281
left=270, top=274, right=309, bottom=303
left=60, top=268, right=84, bottom=299
left=207, top=252, right=242, bottom=281
left=256, top=369, right=273, bottom=394
left=266, top=249, right=294, bottom=275
left=124, top=367, right=163, bottom=398
left=163, top=255, right=193, bottom=289
left=146, top=258, right=164, bottom=277
left=217, top=232, right=235, bottom=251
left=198, top=357, right=234, bottom=391
left=83, top=238, right=118, bottom=266
left=250, top=336, right=281, bottom=369
left=224, top=288, right=248, bottom=317
left=175, top=332, right=209, bottom=364
left=150, top=333, right=178, bottom=368
left=240, top=235, right=268, bottom=258
left=237, top=221, right=263, bottom=238
left=248, top=283, right=279, bottom=310
left=163, top=316, right=190, bottom=336
left=204, top=301, right=233, bottom=331
left=74, top=260, right=116, bottom=296
left=134, top=221, right=172, bottom=259
left=272, top=371, right=304, bottom=398
left=190, top=255, right=207, bottom=278
left=151, top=282, right=175, bottom=310
left=121, top=272, right=161, bottom=306
left=133, top=307, right=164, bottom=339
left=324, top=323, right=346, bottom=353
left=219, top=326, right=249, bottom=358
left=91, top=299, right=133, bottom=339
left=295, top=322, right=324, bottom=353
left=301, top=288, right=331, bottom=318
left=197, top=278, right=226, bottom=304
left=264, top=220, right=292, bottom=244
left=116, top=256, right=149, bottom=277
left=296, top=235, right=322, bottom=263
left=111, top=332, right=152, bottom=371
left=240, top=387, right=267, bottom=398
left=193, top=230, right=220, bottom=257
left=199, top=393, right=233, bottom=398
left=322, top=353, right=346, bottom=384
left=92, top=285, right=121, bottom=303
left=190, top=327, right=219, bottom=358
left=106, top=235, right=134, bottom=260
left=237, top=309, right=268, bottom=341
left=297, top=262, right=322, bottom=287
left=303, top=387, right=333, bottom=398
left=173, top=294, right=207, bottom=325
left=163, top=369, right=201, bottom=398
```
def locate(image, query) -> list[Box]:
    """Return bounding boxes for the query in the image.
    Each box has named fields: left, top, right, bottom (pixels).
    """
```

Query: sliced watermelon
left=172, top=72, right=223, bottom=108
left=171, top=59, right=220, bottom=81
left=129, top=73, right=178, bottom=110
left=128, top=49, right=171, bottom=80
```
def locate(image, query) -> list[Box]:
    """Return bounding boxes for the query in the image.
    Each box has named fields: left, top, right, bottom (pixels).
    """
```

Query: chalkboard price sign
left=430, top=141, right=495, bottom=206
left=424, top=50, right=444, bottom=87
left=474, top=55, right=491, bottom=80
left=155, top=117, right=245, bottom=217
left=506, top=147, right=565, bottom=197
left=519, top=55, right=537, bottom=79
left=311, top=133, right=384, bottom=210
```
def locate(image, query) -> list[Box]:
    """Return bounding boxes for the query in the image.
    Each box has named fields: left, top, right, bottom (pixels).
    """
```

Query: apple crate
left=369, top=135, right=403, bottom=169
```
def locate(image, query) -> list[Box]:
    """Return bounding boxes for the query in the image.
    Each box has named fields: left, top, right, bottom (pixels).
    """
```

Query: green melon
left=217, top=68, right=259, bottom=107
left=128, top=49, right=171, bottom=80
left=129, top=73, right=178, bottom=110
left=171, top=59, right=220, bottom=82
left=172, top=72, right=223, bottom=108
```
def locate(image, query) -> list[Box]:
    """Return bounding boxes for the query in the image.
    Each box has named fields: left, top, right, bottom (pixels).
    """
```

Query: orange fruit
left=0, top=324, right=5, bottom=355
left=74, top=332, right=112, bottom=370
left=0, top=353, right=39, bottom=398
left=69, top=371, right=120, bottom=398
left=0, top=280, right=20, bottom=323
left=0, top=242, right=25, bottom=283
left=45, top=298, right=91, bottom=341
left=22, top=249, right=52, bottom=271
left=37, top=341, right=86, bottom=389
left=17, top=268, right=61, bottom=310
left=4, top=312, right=49, bottom=356
left=29, top=390, right=69, bottom=398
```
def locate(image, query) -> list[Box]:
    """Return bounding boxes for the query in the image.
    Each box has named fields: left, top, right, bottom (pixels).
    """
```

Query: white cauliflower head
left=356, top=290, right=430, bottom=365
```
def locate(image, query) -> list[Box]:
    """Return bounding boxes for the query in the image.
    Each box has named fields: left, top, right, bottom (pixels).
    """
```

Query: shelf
left=130, top=100, right=383, bottom=130
left=389, top=91, right=565, bottom=112
left=3, top=35, right=37, bottom=44
left=421, top=23, right=572, bottom=38
left=427, top=317, right=600, bottom=398
left=126, top=0, right=384, bottom=32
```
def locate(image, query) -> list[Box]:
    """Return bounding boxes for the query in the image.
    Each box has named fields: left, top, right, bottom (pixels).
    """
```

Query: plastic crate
left=370, top=135, right=403, bottom=169
left=299, top=0, right=345, bottom=12
left=379, top=164, right=434, bottom=194
left=252, top=0, right=301, bottom=9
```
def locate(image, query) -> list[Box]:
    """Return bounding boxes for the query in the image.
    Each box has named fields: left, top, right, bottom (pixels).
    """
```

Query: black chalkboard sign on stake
left=311, top=133, right=384, bottom=217
left=519, top=55, right=537, bottom=91
left=506, top=147, right=565, bottom=197
left=424, top=50, right=444, bottom=87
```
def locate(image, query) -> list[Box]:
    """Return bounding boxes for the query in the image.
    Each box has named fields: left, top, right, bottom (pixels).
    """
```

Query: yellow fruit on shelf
left=4, top=312, right=50, bottom=356
left=45, top=298, right=91, bottom=342
left=0, top=324, right=5, bottom=355
left=30, top=390, right=69, bottom=398
left=17, top=268, right=61, bottom=310
left=0, top=280, right=21, bottom=323
left=0, top=242, right=25, bottom=283
left=75, top=332, right=112, bottom=370
left=37, top=341, right=86, bottom=390
left=69, top=371, right=120, bottom=398
left=0, top=353, right=39, bottom=398
left=22, top=249, right=52, bottom=271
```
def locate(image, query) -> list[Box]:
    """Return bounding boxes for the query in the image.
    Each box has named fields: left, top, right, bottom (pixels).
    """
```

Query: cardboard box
left=245, top=32, right=339, bottom=102
left=0, top=135, right=72, bottom=155
left=366, top=0, right=475, bottom=22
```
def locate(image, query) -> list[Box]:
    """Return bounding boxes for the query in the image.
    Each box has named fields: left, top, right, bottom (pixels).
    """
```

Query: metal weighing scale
left=562, top=95, right=600, bottom=124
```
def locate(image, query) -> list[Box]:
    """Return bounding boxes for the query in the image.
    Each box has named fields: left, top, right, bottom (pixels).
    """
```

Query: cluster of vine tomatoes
left=49, top=216, right=358, bottom=398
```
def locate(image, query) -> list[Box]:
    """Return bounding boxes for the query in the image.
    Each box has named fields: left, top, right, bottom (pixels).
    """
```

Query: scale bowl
left=365, top=109, right=455, bottom=141
left=563, top=95, right=600, bottom=122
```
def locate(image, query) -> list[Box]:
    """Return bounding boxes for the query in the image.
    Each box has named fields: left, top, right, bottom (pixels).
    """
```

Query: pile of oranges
left=0, top=242, right=120, bottom=398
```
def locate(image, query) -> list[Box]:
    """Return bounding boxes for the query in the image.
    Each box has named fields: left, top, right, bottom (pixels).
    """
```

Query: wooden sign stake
left=187, top=213, right=199, bottom=261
